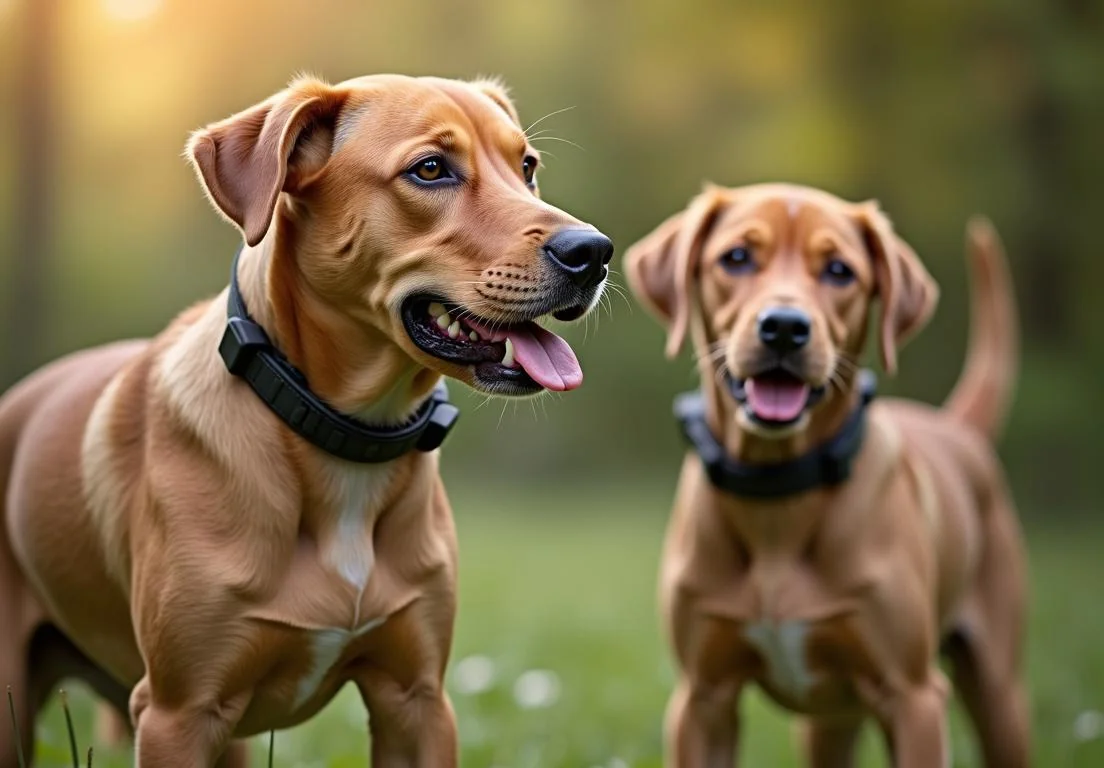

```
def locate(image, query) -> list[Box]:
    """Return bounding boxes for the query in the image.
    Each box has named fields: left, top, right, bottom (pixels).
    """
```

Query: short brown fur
left=0, top=74, right=605, bottom=767
left=627, top=183, right=1028, bottom=768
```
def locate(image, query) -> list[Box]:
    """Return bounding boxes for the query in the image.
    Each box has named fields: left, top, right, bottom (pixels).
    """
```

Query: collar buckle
left=219, top=315, right=270, bottom=377
left=416, top=389, right=460, bottom=453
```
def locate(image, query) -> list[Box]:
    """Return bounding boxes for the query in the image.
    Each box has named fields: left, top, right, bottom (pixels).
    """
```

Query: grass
left=25, top=483, right=1104, bottom=767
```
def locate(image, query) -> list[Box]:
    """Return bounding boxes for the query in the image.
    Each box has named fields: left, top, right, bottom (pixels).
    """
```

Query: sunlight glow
left=102, top=0, right=162, bottom=22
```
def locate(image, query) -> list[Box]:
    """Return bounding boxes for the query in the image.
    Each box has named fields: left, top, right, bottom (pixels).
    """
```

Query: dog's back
left=0, top=340, right=149, bottom=758
left=880, top=217, right=1022, bottom=622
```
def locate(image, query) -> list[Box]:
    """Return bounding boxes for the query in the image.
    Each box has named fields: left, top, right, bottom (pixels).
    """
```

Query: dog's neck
left=236, top=220, right=441, bottom=426
left=702, top=365, right=864, bottom=465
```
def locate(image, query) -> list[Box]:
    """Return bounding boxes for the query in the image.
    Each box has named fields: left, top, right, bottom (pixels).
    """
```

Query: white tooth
left=469, top=331, right=479, bottom=341
left=428, top=302, right=447, bottom=317
left=448, top=320, right=461, bottom=339
left=502, top=338, right=515, bottom=367
left=435, top=313, right=452, bottom=330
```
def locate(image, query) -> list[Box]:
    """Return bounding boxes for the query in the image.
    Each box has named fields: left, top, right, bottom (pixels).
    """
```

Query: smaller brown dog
left=627, top=183, right=1029, bottom=768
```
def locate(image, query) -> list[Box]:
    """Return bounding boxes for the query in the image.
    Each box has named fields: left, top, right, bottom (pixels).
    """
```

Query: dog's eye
left=822, top=257, right=856, bottom=285
left=720, top=246, right=756, bottom=274
left=408, top=156, right=453, bottom=184
left=522, top=156, right=538, bottom=186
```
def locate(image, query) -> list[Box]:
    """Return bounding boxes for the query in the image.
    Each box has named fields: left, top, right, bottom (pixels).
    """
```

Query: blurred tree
left=2, top=0, right=55, bottom=388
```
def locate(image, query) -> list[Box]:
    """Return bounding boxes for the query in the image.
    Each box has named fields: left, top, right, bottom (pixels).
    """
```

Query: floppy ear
left=854, top=202, right=939, bottom=375
left=187, top=76, right=347, bottom=246
left=625, top=186, right=727, bottom=359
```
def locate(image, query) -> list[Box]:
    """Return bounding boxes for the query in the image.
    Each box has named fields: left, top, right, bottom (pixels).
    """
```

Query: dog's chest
left=735, top=554, right=829, bottom=703
left=743, top=619, right=814, bottom=701
left=285, top=463, right=394, bottom=707
left=293, top=619, right=385, bottom=709
left=314, top=462, right=394, bottom=596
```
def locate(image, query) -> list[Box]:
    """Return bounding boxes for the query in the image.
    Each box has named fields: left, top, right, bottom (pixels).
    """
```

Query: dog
left=626, top=183, right=1028, bottom=768
left=0, top=74, right=611, bottom=767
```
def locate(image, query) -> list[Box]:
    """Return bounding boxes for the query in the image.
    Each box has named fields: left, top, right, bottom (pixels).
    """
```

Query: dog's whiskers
left=474, top=394, right=495, bottom=411
left=694, top=341, right=728, bottom=366
left=827, top=366, right=850, bottom=398
left=524, top=105, right=576, bottom=136
left=702, top=346, right=728, bottom=363
left=712, top=363, right=731, bottom=392
left=529, top=136, right=585, bottom=152
left=598, top=290, right=614, bottom=321
left=601, top=278, right=633, bottom=313
left=834, top=354, right=861, bottom=374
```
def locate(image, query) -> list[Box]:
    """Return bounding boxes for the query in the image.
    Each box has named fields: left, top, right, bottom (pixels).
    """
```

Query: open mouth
left=402, top=296, right=584, bottom=395
left=726, top=369, right=827, bottom=428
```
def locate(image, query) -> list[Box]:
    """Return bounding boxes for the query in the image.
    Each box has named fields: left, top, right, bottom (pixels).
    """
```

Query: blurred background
left=2, top=1, right=1102, bottom=766
left=1, top=0, right=1102, bottom=511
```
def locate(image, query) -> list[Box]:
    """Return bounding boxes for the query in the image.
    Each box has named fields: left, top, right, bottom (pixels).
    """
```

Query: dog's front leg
left=130, top=675, right=252, bottom=767
left=799, top=713, right=867, bottom=768
left=359, top=675, right=457, bottom=767
left=353, top=598, right=458, bottom=767
left=665, top=677, right=744, bottom=768
left=873, top=670, right=951, bottom=768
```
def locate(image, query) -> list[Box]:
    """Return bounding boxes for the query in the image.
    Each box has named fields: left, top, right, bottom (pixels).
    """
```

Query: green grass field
left=30, top=484, right=1104, bottom=767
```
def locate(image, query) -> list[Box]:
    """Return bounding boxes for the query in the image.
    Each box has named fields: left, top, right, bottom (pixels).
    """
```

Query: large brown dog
left=0, top=74, right=611, bottom=767
left=627, top=183, right=1028, bottom=768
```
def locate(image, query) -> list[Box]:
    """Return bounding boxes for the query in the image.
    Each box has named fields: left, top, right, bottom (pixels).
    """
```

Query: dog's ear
left=625, top=186, right=727, bottom=359
left=187, top=76, right=347, bottom=247
left=854, top=202, right=939, bottom=375
left=470, top=77, right=522, bottom=126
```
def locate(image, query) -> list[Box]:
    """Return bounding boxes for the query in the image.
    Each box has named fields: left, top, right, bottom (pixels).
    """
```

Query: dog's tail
left=943, top=216, right=1019, bottom=439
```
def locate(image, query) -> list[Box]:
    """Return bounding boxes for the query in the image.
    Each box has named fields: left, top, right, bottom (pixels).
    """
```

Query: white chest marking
left=745, top=620, right=814, bottom=700
left=319, top=463, right=392, bottom=596
left=295, top=617, right=386, bottom=709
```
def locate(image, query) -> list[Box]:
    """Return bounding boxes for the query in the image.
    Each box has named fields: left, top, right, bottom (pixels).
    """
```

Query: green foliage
left=59, top=692, right=79, bottom=768
left=6, top=686, right=25, bottom=768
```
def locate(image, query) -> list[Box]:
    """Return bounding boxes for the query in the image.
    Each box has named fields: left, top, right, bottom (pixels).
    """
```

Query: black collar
left=674, top=370, right=876, bottom=499
left=217, top=249, right=459, bottom=463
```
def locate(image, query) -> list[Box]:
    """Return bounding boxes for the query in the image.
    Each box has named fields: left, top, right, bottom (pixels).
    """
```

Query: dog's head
left=188, top=74, right=611, bottom=400
left=627, top=183, right=937, bottom=437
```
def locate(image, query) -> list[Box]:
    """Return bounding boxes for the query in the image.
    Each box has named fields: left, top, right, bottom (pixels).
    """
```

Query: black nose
left=757, top=306, right=812, bottom=353
left=543, top=229, right=614, bottom=290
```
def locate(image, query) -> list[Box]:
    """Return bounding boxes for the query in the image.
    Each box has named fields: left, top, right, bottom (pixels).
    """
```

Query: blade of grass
left=60, top=689, right=80, bottom=767
left=86, top=746, right=94, bottom=768
left=268, top=730, right=274, bottom=768
left=6, top=685, right=26, bottom=768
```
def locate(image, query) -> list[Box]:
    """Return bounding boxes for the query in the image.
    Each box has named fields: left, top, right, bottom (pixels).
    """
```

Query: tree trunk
left=3, top=0, right=56, bottom=388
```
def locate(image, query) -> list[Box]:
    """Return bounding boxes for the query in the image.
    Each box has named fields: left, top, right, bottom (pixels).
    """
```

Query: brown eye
left=822, top=255, right=856, bottom=285
left=522, top=156, right=538, bottom=185
left=719, top=245, right=756, bottom=274
left=408, top=156, right=453, bottom=184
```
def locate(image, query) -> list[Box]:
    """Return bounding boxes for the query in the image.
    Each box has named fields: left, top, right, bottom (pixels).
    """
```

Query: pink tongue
left=745, top=377, right=810, bottom=422
left=506, top=324, right=583, bottom=391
